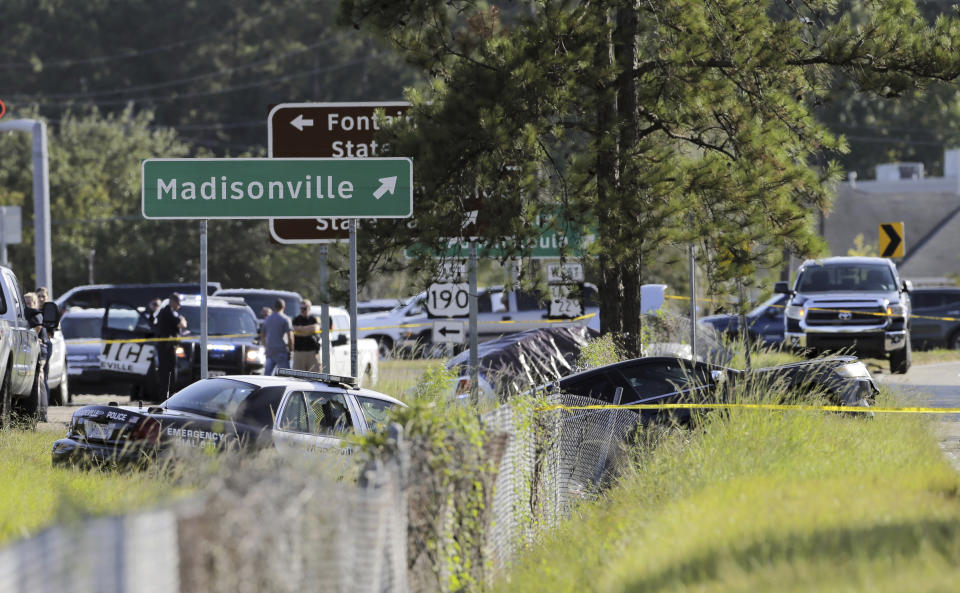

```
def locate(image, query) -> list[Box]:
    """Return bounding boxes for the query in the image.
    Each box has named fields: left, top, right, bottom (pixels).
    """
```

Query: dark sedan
left=697, top=294, right=787, bottom=347
left=910, top=287, right=960, bottom=350
left=543, top=355, right=877, bottom=423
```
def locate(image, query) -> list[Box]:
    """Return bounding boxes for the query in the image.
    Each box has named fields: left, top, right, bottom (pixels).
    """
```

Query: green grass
left=0, top=359, right=439, bottom=545
left=495, top=387, right=960, bottom=593
left=0, top=429, right=186, bottom=544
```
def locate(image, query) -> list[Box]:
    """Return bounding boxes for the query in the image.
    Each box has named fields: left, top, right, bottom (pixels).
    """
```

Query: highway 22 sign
left=142, top=158, right=412, bottom=219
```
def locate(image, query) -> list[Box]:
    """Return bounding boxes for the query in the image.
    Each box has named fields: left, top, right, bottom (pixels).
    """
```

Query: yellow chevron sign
left=879, top=222, right=904, bottom=258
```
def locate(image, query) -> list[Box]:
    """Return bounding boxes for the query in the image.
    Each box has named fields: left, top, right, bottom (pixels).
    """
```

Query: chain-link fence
left=0, top=393, right=638, bottom=593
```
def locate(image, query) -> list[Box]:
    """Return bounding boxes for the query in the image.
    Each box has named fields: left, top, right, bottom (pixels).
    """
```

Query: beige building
left=825, top=151, right=960, bottom=284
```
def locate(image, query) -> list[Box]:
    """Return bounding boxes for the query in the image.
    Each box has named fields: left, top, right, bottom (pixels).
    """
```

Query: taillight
left=455, top=379, right=471, bottom=396
left=130, top=417, right=161, bottom=443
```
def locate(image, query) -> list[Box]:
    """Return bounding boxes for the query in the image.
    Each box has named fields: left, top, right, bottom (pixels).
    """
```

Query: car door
left=752, top=294, right=787, bottom=345
left=100, top=303, right=158, bottom=391
left=4, top=272, right=36, bottom=393
left=273, top=389, right=357, bottom=455
left=909, top=292, right=942, bottom=347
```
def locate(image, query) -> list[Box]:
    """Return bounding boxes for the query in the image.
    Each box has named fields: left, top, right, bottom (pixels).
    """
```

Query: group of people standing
left=259, top=298, right=326, bottom=376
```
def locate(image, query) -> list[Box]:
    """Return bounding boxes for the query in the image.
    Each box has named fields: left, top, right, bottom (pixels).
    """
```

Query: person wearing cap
left=155, top=293, right=187, bottom=398
left=292, top=299, right=321, bottom=372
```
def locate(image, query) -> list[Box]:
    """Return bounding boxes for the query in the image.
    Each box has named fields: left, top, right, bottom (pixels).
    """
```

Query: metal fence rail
left=1, top=395, right=634, bottom=593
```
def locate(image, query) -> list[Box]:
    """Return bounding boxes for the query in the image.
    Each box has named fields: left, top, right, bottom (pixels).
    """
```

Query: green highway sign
left=405, top=227, right=595, bottom=259
left=142, top=157, right=412, bottom=219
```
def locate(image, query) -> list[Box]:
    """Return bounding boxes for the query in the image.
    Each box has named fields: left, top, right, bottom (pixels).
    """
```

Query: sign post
left=318, top=244, right=331, bottom=373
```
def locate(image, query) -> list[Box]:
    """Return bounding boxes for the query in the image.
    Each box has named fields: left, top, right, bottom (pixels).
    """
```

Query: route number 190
left=426, top=282, right=470, bottom=317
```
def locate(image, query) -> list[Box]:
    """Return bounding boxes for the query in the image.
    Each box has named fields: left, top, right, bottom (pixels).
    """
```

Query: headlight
left=786, top=305, right=805, bottom=320
left=836, top=361, right=871, bottom=379
left=246, top=347, right=264, bottom=364
left=176, top=346, right=186, bottom=358
left=886, top=303, right=907, bottom=317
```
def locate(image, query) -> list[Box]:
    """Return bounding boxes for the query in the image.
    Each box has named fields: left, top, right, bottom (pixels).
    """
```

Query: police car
left=51, top=368, right=406, bottom=466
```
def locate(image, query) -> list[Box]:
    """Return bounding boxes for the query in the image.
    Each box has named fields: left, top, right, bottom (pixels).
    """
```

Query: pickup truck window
left=796, top=264, right=896, bottom=292
left=0, top=275, right=6, bottom=314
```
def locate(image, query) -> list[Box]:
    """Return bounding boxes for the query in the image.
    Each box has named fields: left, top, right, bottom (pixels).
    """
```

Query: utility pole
left=0, top=119, right=52, bottom=292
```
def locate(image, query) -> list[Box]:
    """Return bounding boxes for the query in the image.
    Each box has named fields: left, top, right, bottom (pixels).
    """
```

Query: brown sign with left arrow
left=267, top=102, right=410, bottom=243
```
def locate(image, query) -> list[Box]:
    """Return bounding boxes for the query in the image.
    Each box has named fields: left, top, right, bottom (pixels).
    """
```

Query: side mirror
left=333, top=334, right=348, bottom=347
left=902, top=280, right=913, bottom=293
left=774, top=281, right=792, bottom=295
left=41, top=301, right=60, bottom=330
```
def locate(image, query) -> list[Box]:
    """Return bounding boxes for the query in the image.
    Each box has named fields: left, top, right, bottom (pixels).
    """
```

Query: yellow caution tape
left=666, top=294, right=960, bottom=323
left=536, top=402, right=960, bottom=414
left=69, top=313, right=600, bottom=346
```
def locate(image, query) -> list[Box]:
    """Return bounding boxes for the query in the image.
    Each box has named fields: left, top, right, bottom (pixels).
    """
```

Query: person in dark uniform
left=155, top=293, right=186, bottom=399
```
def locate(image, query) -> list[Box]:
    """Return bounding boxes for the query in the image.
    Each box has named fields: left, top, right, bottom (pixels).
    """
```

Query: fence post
left=593, top=387, right=624, bottom=485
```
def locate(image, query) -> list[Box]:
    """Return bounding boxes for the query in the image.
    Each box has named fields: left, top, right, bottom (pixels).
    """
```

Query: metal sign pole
left=319, top=244, right=331, bottom=373
left=469, top=242, right=479, bottom=403
left=349, top=219, right=358, bottom=378
left=739, top=276, right=751, bottom=371
left=689, top=242, right=697, bottom=360
left=200, top=220, right=208, bottom=380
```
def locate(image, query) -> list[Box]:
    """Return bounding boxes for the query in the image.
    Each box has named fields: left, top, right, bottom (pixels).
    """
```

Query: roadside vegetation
left=495, top=384, right=960, bottom=593
left=0, top=430, right=185, bottom=544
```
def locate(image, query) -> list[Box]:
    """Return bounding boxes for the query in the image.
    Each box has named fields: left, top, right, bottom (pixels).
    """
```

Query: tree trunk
left=615, top=2, right=641, bottom=357
left=596, top=9, right=623, bottom=336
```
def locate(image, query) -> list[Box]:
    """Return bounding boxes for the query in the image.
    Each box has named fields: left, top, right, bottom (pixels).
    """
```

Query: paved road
left=877, top=361, right=960, bottom=468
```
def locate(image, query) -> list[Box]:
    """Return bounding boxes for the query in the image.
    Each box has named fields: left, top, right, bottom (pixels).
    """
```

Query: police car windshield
left=164, top=378, right=258, bottom=419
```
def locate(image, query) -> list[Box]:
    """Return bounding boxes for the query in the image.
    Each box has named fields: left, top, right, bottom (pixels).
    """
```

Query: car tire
left=948, top=330, right=960, bottom=351
left=375, top=337, right=393, bottom=360
left=890, top=339, right=912, bottom=374
left=50, top=373, right=69, bottom=407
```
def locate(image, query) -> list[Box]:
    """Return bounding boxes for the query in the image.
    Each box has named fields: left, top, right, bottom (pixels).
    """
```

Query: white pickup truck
left=0, top=266, right=57, bottom=425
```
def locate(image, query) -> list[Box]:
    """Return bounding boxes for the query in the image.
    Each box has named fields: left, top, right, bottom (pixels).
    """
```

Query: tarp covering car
left=446, top=315, right=733, bottom=401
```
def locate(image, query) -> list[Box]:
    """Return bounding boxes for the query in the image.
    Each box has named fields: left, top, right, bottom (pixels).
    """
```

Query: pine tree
left=339, top=0, right=960, bottom=354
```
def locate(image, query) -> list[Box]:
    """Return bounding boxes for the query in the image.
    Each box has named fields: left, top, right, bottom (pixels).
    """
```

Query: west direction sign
left=142, top=158, right=412, bottom=219
left=269, top=102, right=411, bottom=241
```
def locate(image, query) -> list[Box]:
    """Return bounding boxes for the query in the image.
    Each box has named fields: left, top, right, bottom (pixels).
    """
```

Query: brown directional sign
left=268, top=102, right=411, bottom=243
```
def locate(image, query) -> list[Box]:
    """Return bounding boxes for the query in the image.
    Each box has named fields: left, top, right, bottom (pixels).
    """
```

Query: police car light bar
left=275, top=368, right=358, bottom=387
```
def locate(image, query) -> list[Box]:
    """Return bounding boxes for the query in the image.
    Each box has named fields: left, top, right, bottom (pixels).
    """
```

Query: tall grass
left=0, top=430, right=185, bottom=544
left=496, top=384, right=960, bottom=593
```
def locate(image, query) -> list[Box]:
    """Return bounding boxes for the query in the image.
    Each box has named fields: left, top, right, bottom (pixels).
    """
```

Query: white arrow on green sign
left=141, top=157, right=412, bottom=219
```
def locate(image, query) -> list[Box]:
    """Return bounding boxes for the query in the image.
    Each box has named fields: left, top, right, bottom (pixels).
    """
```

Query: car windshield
left=218, top=293, right=301, bottom=317
left=61, top=316, right=103, bottom=339
left=796, top=263, right=896, bottom=292
left=748, top=294, right=786, bottom=317
left=164, top=378, right=259, bottom=419
left=180, top=306, right=258, bottom=336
